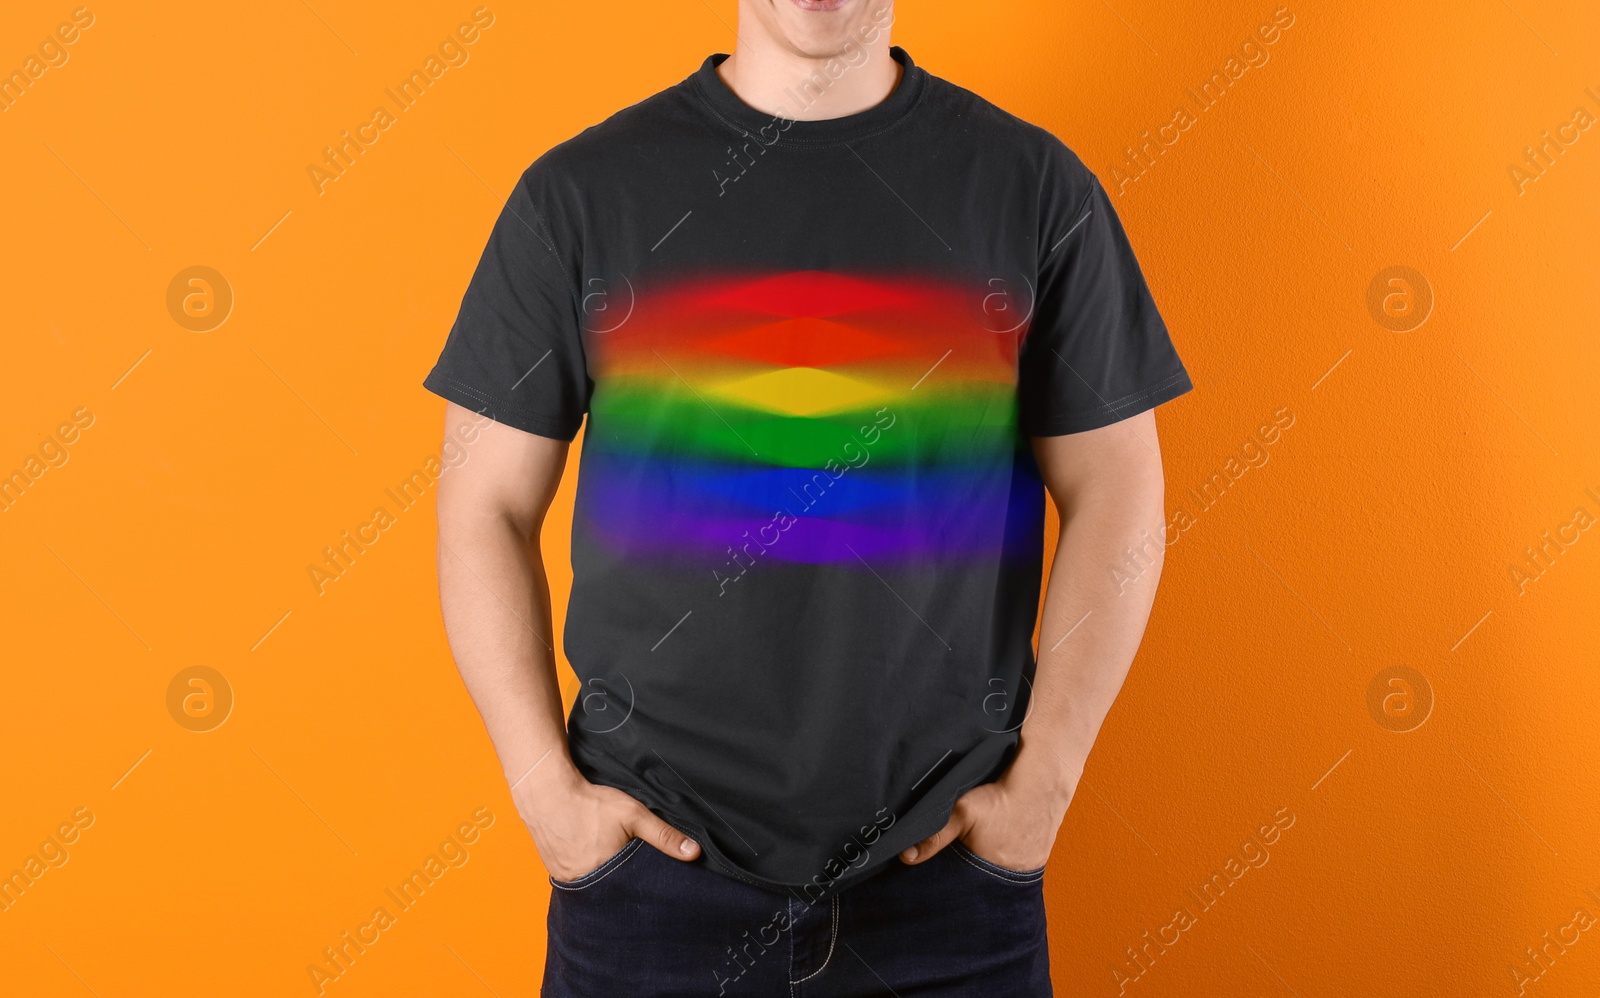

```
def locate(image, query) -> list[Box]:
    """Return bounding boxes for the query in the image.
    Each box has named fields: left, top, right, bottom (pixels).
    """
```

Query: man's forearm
left=437, top=509, right=573, bottom=792
left=433, top=410, right=699, bottom=874
left=898, top=417, right=1172, bottom=868
left=1009, top=475, right=1167, bottom=804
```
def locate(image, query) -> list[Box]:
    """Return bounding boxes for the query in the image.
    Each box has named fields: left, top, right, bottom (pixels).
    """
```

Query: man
left=426, top=0, right=1190, bottom=993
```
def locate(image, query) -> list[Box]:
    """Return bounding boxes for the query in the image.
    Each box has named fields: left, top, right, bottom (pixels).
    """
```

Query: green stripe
left=587, top=378, right=1019, bottom=467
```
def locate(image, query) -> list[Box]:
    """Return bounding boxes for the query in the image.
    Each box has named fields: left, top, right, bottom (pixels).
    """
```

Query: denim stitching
left=788, top=895, right=839, bottom=985
left=548, top=838, right=644, bottom=891
left=949, top=840, right=1045, bottom=885
left=788, top=897, right=797, bottom=998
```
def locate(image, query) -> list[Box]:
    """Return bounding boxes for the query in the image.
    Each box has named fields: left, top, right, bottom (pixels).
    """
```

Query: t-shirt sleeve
left=423, top=158, right=590, bottom=441
left=1018, top=143, right=1192, bottom=436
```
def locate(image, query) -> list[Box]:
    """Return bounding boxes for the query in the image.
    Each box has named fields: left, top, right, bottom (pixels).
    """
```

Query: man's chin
left=785, top=0, right=854, bottom=11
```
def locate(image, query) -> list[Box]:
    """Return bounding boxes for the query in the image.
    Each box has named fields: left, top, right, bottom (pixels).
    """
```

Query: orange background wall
left=3, top=1, right=1597, bottom=995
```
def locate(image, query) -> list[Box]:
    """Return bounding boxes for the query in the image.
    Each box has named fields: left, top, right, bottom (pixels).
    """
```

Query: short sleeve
left=423, top=159, right=590, bottom=440
left=1018, top=151, right=1192, bottom=436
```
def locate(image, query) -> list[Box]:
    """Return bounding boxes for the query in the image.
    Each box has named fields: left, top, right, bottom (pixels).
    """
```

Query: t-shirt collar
left=691, top=46, right=925, bottom=144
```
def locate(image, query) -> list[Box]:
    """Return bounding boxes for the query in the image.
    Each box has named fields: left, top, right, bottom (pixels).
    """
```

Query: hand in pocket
left=512, top=762, right=700, bottom=882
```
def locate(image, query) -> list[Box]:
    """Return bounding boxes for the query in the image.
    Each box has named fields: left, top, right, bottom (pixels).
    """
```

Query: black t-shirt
left=425, top=47, right=1191, bottom=898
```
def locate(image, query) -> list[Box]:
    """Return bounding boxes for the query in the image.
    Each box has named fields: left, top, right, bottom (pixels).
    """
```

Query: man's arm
left=435, top=401, right=700, bottom=879
left=901, top=410, right=1168, bottom=870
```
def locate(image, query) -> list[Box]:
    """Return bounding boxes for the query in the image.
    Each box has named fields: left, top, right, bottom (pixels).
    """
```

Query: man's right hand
left=433, top=406, right=703, bottom=883
left=512, top=758, right=701, bottom=881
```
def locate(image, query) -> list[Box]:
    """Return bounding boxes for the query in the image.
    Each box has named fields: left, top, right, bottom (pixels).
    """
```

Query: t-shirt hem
left=1022, top=368, right=1193, bottom=437
left=421, top=371, right=583, bottom=442
left=582, top=733, right=1016, bottom=900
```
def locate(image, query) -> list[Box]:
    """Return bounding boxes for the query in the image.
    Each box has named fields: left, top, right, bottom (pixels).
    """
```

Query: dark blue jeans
left=542, top=839, right=1051, bottom=996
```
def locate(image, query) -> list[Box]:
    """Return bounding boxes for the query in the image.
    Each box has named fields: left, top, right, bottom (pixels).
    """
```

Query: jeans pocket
left=549, top=838, right=645, bottom=891
left=949, top=839, right=1046, bottom=884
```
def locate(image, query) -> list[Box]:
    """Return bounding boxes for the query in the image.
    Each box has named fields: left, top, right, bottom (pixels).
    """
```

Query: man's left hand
left=898, top=750, right=1079, bottom=872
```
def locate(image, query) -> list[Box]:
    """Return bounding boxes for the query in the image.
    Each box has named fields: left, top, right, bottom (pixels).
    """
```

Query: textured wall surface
left=3, top=1, right=1597, bottom=995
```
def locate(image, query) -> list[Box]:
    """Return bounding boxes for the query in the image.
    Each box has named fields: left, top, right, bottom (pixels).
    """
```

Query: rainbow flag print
left=579, top=270, right=1044, bottom=569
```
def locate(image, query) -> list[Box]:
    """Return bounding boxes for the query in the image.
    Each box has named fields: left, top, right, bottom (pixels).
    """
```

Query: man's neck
left=716, top=40, right=902, bottom=123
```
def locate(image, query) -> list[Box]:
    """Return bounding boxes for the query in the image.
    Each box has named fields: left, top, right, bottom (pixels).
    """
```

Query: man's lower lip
left=789, top=0, right=852, bottom=11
